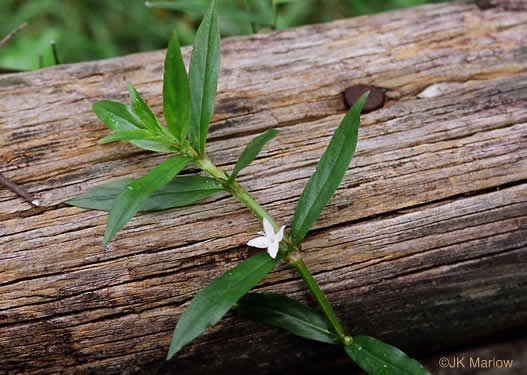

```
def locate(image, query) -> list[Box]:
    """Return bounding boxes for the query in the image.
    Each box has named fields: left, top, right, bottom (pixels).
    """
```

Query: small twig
left=0, top=172, right=40, bottom=207
left=50, top=40, right=60, bottom=65
left=39, top=55, right=44, bottom=69
left=0, top=23, right=28, bottom=49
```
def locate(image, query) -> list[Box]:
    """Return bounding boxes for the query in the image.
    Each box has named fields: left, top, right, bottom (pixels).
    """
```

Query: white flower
left=247, top=218, right=285, bottom=259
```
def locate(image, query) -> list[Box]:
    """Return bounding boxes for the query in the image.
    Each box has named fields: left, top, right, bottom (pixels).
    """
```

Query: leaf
left=236, top=292, right=339, bottom=344
left=188, top=0, right=220, bottom=154
left=228, top=128, right=279, bottom=183
left=167, top=252, right=280, bottom=359
left=129, top=139, right=177, bottom=153
left=92, top=100, right=145, bottom=131
left=164, top=33, right=191, bottom=142
left=290, top=93, right=368, bottom=245
left=345, top=336, right=431, bottom=375
left=128, top=82, right=162, bottom=133
left=93, top=100, right=177, bottom=152
left=65, top=176, right=223, bottom=211
left=250, top=0, right=273, bottom=25
left=98, top=130, right=169, bottom=145
left=103, top=156, right=193, bottom=247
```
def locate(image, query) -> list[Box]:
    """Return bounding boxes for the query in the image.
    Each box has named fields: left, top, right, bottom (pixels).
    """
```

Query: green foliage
left=228, top=128, right=279, bottom=183
left=345, top=336, right=431, bottom=375
left=128, top=83, right=163, bottom=133
left=290, top=93, right=367, bottom=245
left=167, top=252, right=281, bottom=359
left=164, top=33, right=191, bottom=142
left=188, top=0, right=220, bottom=154
left=92, top=100, right=177, bottom=153
left=103, top=156, right=193, bottom=247
left=236, top=292, right=339, bottom=344
left=1, top=0, right=452, bottom=71
left=66, top=176, right=224, bottom=211
left=147, top=1, right=272, bottom=25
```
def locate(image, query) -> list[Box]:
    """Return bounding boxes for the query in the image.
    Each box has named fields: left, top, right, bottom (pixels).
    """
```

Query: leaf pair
left=166, top=252, right=335, bottom=361
left=168, top=275, right=430, bottom=375
left=69, top=1, right=222, bottom=246
left=239, top=294, right=431, bottom=374
left=97, top=0, right=219, bottom=152
left=159, top=0, right=221, bottom=152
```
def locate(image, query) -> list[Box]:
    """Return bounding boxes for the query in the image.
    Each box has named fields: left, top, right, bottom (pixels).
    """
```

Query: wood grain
left=1, top=1, right=526, bottom=374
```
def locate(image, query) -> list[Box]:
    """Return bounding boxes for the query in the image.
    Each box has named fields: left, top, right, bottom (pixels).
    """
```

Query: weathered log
left=1, top=1, right=526, bottom=374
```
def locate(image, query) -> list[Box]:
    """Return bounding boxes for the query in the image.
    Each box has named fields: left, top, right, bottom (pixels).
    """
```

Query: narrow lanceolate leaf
left=129, top=139, right=176, bottom=153
left=65, top=176, right=223, bottom=212
left=188, top=0, right=220, bottom=154
left=290, top=93, right=368, bottom=245
left=92, top=101, right=145, bottom=131
left=228, top=128, right=279, bottom=183
left=164, top=33, right=190, bottom=142
left=98, top=130, right=168, bottom=145
left=128, top=83, right=162, bottom=133
left=251, top=0, right=274, bottom=25
left=103, top=156, right=193, bottom=247
left=345, top=336, right=431, bottom=375
left=167, top=252, right=281, bottom=359
left=236, top=293, right=339, bottom=344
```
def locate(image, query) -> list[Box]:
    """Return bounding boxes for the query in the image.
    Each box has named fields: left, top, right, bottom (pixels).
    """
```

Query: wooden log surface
left=1, top=1, right=527, bottom=374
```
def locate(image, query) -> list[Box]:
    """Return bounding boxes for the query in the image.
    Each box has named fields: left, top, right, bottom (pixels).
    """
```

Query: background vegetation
left=0, top=0, right=451, bottom=71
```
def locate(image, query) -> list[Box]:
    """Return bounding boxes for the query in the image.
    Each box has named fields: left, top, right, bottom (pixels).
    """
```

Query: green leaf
left=250, top=0, right=274, bottom=25
left=98, top=130, right=169, bottom=145
left=164, top=33, right=191, bottom=142
left=129, top=139, right=176, bottom=153
left=290, top=92, right=368, bottom=245
left=236, top=292, right=339, bottom=344
left=92, top=100, right=145, bottom=131
left=128, top=82, right=162, bottom=133
left=93, top=101, right=177, bottom=152
left=103, top=156, right=193, bottom=247
left=167, top=252, right=280, bottom=359
left=345, top=336, right=431, bottom=375
left=65, top=176, right=223, bottom=211
left=228, top=128, right=279, bottom=183
left=188, top=0, right=220, bottom=154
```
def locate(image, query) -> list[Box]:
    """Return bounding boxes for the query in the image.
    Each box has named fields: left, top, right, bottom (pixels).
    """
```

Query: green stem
left=230, top=181, right=279, bottom=230
left=195, top=156, right=280, bottom=231
left=287, top=251, right=350, bottom=344
left=196, top=156, right=351, bottom=343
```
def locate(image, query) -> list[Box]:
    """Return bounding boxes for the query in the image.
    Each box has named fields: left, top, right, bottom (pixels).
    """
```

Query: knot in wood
left=344, top=84, right=386, bottom=113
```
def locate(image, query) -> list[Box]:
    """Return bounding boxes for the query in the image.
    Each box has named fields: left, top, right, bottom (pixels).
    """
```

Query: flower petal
left=263, top=218, right=275, bottom=239
left=247, top=236, right=270, bottom=248
left=267, top=242, right=279, bottom=259
left=275, top=225, right=285, bottom=242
